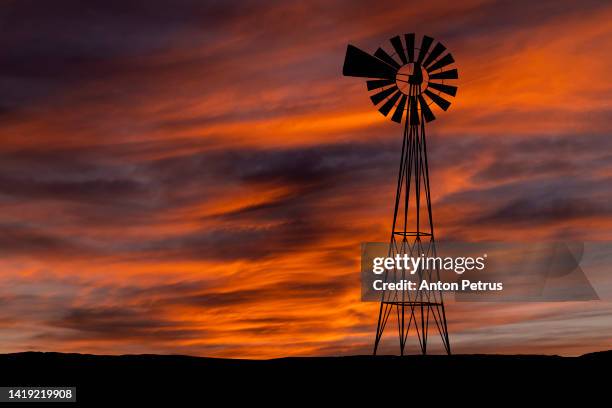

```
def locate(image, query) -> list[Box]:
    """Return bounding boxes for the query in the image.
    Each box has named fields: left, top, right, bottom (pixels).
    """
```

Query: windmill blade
left=423, top=42, right=446, bottom=69
left=426, top=53, right=455, bottom=72
left=343, top=45, right=398, bottom=79
left=390, top=36, right=407, bottom=64
left=374, top=47, right=400, bottom=69
left=378, top=90, right=402, bottom=116
left=404, top=33, right=415, bottom=62
left=370, top=86, right=399, bottom=105
left=427, top=82, right=457, bottom=97
left=367, top=78, right=396, bottom=91
left=416, top=35, right=434, bottom=64
left=424, top=90, right=451, bottom=111
left=391, top=95, right=407, bottom=123
left=429, top=68, right=458, bottom=80
left=418, top=95, right=436, bottom=122
left=409, top=96, right=420, bottom=125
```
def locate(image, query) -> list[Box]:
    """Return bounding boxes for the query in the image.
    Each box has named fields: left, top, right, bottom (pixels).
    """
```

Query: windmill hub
left=395, top=63, right=429, bottom=94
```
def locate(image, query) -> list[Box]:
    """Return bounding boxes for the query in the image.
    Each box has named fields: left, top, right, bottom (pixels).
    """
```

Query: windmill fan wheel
left=342, top=34, right=458, bottom=124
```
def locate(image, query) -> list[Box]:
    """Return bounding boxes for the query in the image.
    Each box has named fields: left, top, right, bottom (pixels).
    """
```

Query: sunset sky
left=0, top=0, right=611, bottom=358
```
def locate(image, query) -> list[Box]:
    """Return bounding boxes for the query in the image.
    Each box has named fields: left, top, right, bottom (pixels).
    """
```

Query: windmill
left=342, top=34, right=457, bottom=355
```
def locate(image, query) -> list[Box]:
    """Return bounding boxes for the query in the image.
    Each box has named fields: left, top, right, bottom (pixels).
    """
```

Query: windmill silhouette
left=342, top=34, right=458, bottom=355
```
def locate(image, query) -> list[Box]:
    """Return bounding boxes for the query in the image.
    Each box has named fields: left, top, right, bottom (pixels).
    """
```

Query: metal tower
left=342, top=33, right=457, bottom=355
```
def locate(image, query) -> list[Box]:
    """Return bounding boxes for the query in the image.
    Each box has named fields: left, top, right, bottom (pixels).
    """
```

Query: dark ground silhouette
left=0, top=351, right=609, bottom=404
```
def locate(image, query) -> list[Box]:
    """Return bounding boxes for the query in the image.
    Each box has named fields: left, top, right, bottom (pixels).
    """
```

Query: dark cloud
left=0, top=147, right=157, bottom=206
left=470, top=132, right=612, bottom=183
left=0, top=176, right=147, bottom=203
left=474, top=158, right=573, bottom=183
left=48, top=307, right=204, bottom=341
left=141, top=220, right=326, bottom=261
left=148, top=139, right=396, bottom=190
left=0, top=0, right=256, bottom=76
left=438, top=0, right=609, bottom=40
left=0, top=0, right=271, bottom=117
left=164, top=278, right=352, bottom=308
left=441, top=174, right=612, bottom=230
left=474, top=196, right=612, bottom=227
left=0, top=223, right=91, bottom=257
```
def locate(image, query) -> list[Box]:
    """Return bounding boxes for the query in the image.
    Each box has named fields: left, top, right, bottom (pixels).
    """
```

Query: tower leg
left=373, top=302, right=384, bottom=355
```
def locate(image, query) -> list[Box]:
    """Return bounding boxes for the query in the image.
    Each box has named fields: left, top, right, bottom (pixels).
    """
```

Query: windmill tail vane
left=342, top=34, right=457, bottom=355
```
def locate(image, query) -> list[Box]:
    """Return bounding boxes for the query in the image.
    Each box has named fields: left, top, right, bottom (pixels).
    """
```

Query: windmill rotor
left=343, top=34, right=458, bottom=124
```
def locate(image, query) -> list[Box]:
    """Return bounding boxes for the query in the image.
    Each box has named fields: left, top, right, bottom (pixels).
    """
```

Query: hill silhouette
left=0, top=351, right=608, bottom=403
